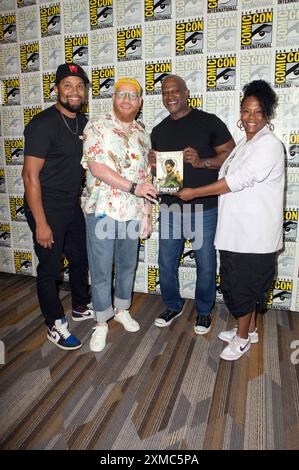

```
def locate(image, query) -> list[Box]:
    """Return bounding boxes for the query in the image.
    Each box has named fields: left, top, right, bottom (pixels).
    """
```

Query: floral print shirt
left=81, top=113, right=151, bottom=221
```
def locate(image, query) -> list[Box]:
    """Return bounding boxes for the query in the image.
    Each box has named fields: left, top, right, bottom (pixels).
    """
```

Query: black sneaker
left=194, top=314, right=211, bottom=335
left=72, top=303, right=94, bottom=322
left=154, top=306, right=184, bottom=328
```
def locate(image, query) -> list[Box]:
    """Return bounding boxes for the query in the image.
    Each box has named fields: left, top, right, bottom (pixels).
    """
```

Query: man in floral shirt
left=82, top=77, right=157, bottom=353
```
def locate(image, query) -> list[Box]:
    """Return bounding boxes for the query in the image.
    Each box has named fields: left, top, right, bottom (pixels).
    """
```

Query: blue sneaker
left=47, top=317, right=82, bottom=350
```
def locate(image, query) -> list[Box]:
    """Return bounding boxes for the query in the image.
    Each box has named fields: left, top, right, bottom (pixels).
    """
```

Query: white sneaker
left=114, top=310, right=140, bottom=332
left=220, top=335, right=251, bottom=361
left=218, top=327, right=258, bottom=344
left=89, top=324, right=108, bottom=352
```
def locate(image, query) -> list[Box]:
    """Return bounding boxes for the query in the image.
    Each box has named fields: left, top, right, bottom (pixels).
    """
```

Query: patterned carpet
left=0, top=272, right=298, bottom=450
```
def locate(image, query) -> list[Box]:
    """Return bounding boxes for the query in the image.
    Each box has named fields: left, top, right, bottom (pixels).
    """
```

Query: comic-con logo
left=61, top=256, right=70, bottom=280
left=241, top=11, right=273, bottom=49
left=79, top=102, right=89, bottom=117
left=277, top=6, right=299, bottom=47
left=147, top=265, right=160, bottom=294
left=287, top=132, right=299, bottom=166
left=275, top=50, right=299, bottom=88
left=40, top=4, right=61, bottom=37
left=0, top=13, right=17, bottom=43
left=208, top=0, right=237, bottom=14
left=0, top=223, right=11, bottom=247
left=64, top=35, right=88, bottom=66
left=9, top=196, right=25, bottom=222
left=92, top=67, right=114, bottom=99
left=89, top=0, right=113, bottom=30
left=207, top=55, right=236, bottom=91
left=14, top=250, right=32, bottom=274
left=139, top=238, right=145, bottom=261
left=17, top=0, right=36, bottom=7
left=145, top=61, right=171, bottom=95
left=4, top=139, right=24, bottom=165
left=2, top=78, right=20, bottom=106
left=180, top=242, right=195, bottom=268
left=176, top=20, right=203, bottom=56
left=117, top=27, right=142, bottom=61
left=42, top=72, right=56, bottom=103
left=0, top=168, right=5, bottom=194
left=20, top=42, right=40, bottom=72
left=215, top=274, right=224, bottom=301
left=187, top=95, right=203, bottom=109
left=144, top=0, right=172, bottom=22
left=23, top=106, right=42, bottom=127
left=267, top=279, right=293, bottom=309
left=284, top=209, right=298, bottom=241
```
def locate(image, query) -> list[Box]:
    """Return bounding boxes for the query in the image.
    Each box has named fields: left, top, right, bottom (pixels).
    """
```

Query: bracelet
left=129, top=182, right=137, bottom=195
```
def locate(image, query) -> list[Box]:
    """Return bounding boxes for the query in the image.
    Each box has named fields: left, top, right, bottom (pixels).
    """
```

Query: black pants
left=220, top=250, right=276, bottom=318
left=25, top=202, right=89, bottom=327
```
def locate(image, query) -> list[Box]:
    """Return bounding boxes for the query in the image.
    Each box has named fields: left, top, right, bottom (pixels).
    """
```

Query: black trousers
left=25, top=202, right=89, bottom=327
left=220, top=250, right=276, bottom=318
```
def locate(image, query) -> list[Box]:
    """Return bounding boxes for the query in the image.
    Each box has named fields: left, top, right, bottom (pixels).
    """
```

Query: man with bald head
left=149, top=74, right=235, bottom=335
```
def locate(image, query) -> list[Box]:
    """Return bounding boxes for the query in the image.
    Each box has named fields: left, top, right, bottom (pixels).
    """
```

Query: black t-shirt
left=151, top=108, right=233, bottom=210
left=24, top=105, right=87, bottom=208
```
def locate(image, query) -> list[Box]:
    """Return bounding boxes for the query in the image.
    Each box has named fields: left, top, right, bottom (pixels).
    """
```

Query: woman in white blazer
left=177, top=80, right=285, bottom=361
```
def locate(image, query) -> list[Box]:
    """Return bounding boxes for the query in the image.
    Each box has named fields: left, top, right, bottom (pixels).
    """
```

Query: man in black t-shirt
left=149, top=75, right=235, bottom=335
left=22, top=63, right=92, bottom=351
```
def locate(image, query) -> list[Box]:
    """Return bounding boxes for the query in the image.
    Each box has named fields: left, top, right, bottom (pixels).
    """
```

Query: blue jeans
left=158, top=204, right=217, bottom=316
left=86, top=214, right=140, bottom=322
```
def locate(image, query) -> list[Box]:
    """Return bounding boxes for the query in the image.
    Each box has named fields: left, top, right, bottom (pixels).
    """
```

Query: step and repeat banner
left=0, top=0, right=299, bottom=311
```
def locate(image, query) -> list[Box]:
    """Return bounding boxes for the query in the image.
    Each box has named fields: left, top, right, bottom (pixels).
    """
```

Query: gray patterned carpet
left=0, top=273, right=298, bottom=450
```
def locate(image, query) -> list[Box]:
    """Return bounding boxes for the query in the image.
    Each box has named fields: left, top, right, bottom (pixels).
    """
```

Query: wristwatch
left=203, top=159, right=211, bottom=168
left=129, top=182, right=137, bottom=195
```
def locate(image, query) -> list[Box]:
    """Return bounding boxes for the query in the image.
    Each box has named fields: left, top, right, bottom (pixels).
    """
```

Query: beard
left=113, top=104, right=138, bottom=123
left=57, top=94, right=83, bottom=113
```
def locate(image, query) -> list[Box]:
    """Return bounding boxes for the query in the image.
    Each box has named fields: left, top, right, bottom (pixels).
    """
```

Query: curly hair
left=165, top=159, right=175, bottom=167
left=241, top=79, right=278, bottom=120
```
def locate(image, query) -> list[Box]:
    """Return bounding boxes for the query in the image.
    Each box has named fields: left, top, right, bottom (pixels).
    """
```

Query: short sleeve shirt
left=24, top=105, right=87, bottom=208
left=81, top=113, right=151, bottom=221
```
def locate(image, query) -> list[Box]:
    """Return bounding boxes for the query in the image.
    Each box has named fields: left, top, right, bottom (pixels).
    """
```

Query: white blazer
left=215, top=126, right=285, bottom=253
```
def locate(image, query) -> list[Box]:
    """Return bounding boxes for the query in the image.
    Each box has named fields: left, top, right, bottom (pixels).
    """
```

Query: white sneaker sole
left=194, top=324, right=211, bottom=335
left=47, top=335, right=82, bottom=350
left=72, top=314, right=94, bottom=322
left=220, top=342, right=251, bottom=361
left=114, top=317, right=140, bottom=332
left=89, top=342, right=106, bottom=352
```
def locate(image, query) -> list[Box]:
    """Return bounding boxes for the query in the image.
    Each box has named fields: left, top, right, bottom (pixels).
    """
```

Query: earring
left=237, top=119, right=244, bottom=131
left=267, top=122, right=274, bottom=131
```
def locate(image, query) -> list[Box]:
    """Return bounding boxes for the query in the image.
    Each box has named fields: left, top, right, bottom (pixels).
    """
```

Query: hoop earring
left=267, top=122, right=274, bottom=131
left=237, top=119, right=244, bottom=131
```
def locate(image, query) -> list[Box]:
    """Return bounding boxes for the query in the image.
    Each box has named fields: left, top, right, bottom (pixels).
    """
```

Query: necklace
left=60, top=112, right=78, bottom=135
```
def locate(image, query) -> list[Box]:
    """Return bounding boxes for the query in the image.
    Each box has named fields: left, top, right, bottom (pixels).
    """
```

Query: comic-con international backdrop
left=0, top=0, right=298, bottom=311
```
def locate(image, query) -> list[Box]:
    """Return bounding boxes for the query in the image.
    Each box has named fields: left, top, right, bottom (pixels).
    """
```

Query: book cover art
left=156, top=151, right=183, bottom=193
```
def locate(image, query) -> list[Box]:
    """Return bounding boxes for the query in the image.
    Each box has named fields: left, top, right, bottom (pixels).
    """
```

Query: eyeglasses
left=114, top=91, right=140, bottom=101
